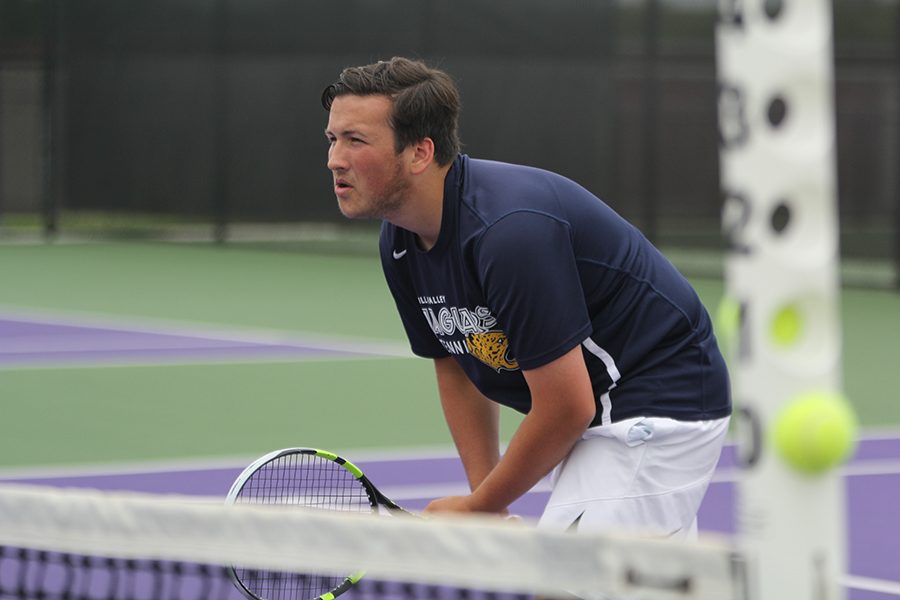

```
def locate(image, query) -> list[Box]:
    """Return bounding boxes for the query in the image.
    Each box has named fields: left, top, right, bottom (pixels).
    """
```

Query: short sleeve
left=474, top=211, right=592, bottom=370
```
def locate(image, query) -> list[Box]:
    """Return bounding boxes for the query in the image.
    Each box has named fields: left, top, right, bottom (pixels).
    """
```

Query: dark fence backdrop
left=0, top=0, right=897, bottom=281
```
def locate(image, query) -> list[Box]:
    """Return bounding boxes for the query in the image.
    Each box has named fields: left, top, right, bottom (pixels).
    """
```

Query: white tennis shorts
left=538, top=415, right=730, bottom=541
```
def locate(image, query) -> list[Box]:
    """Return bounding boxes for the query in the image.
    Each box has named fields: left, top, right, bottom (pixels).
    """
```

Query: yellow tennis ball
left=770, top=303, right=803, bottom=347
left=773, top=391, right=858, bottom=474
left=715, top=296, right=741, bottom=350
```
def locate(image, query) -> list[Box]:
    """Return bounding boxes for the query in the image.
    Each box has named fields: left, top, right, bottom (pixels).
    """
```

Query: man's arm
left=425, top=345, right=596, bottom=514
left=432, top=356, right=502, bottom=492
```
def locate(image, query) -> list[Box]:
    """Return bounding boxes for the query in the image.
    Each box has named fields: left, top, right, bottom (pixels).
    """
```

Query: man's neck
left=388, top=162, right=452, bottom=251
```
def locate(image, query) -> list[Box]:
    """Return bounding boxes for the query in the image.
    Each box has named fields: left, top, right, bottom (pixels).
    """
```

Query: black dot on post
left=767, top=96, right=788, bottom=128
left=770, top=201, right=791, bottom=234
left=764, top=0, right=784, bottom=20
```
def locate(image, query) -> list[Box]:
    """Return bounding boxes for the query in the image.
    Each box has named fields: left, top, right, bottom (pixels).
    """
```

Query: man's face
left=325, top=95, right=410, bottom=220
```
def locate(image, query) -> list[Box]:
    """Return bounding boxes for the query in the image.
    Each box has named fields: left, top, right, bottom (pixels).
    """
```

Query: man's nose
left=327, top=143, right=346, bottom=171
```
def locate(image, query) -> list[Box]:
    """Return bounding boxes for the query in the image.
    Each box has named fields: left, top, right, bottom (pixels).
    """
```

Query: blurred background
left=1, top=0, right=897, bottom=288
left=0, top=0, right=898, bottom=471
left=1, top=4, right=899, bottom=595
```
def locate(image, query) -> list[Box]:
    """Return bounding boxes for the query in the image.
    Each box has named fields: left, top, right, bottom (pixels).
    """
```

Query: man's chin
left=337, top=198, right=374, bottom=220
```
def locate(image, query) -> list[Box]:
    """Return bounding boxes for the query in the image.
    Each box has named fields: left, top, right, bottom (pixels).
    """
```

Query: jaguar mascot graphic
left=466, top=331, right=519, bottom=372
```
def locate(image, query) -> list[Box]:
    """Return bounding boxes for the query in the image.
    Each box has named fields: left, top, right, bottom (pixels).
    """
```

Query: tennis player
left=322, top=57, right=731, bottom=540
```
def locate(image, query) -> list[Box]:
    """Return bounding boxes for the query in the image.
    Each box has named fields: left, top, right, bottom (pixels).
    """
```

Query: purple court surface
left=2, top=443, right=899, bottom=599
left=0, top=315, right=402, bottom=367
left=2, top=313, right=899, bottom=598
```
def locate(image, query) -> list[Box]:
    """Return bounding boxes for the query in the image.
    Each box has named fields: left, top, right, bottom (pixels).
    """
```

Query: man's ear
left=408, top=137, right=436, bottom=175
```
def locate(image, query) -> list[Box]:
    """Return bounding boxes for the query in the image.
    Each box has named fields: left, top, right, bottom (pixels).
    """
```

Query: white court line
left=0, top=446, right=461, bottom=480
left=847, top=427, right=900, bottom=441
left=710, top=457, right=900, bottom=484
left=0, top=352, right=413, bottom=372
left=840, top=574, right=900, bottom=596
left=711, top=460, right=900, bottom=484
left=5, top=437, right=900, bottom=483
left=0, top=305, right=413, bottom=359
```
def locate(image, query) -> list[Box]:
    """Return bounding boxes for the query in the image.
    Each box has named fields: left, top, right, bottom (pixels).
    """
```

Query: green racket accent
left=228, top=447, right=411, bottom=600
left=314, top=448, right=364, bottom=479
left=314, top=449, right=339, bottom=461
left=318, top=570, right=366, bottom=600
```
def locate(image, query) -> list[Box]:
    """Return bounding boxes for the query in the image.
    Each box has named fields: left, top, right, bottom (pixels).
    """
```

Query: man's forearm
left=468, top=396, right=592, bottom=512
left=469, top=345, right=597, bottom=513
left=433, top=357, right=501, bottom=491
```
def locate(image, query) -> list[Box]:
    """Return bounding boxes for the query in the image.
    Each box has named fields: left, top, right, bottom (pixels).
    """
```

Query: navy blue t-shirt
left=380, top=155, right=731, bottom=427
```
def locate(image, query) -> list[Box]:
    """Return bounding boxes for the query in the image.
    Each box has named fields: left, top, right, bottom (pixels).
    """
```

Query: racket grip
left=318, top=570, right=366, bottom=600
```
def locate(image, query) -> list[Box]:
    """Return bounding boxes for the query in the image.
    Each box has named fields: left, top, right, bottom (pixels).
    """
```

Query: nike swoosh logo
left=392, top=249, right=408, bottom=259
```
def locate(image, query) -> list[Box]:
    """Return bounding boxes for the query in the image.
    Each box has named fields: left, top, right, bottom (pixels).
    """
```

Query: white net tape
left=0, top=483, right=748, bottom=599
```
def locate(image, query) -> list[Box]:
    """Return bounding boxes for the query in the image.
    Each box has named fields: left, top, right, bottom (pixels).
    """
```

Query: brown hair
left=322, top=57, right=461, bottom=166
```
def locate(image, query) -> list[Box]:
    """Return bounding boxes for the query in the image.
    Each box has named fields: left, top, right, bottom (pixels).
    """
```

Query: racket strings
left=232, top=452, right=375, bottom=600
left=235, top=453, right=372, bottom=511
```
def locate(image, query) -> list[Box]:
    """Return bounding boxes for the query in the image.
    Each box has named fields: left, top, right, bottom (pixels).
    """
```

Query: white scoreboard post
left=715, top=0, right=848, bottom=599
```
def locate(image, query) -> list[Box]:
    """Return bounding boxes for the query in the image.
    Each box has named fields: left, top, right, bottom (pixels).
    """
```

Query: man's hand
left=423, top=495, right=476, bottom=514
left=423, top=494, right=509, bottom=516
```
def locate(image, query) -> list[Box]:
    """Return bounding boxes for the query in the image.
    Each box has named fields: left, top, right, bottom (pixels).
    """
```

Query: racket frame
left=225, top=447, right=409, bottom=600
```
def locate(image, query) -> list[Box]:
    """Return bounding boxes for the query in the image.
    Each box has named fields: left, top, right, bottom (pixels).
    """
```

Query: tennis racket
left=225, top=447, right=411, bottom=600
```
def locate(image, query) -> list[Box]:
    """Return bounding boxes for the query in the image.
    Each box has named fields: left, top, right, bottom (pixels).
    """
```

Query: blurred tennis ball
left=770, top=303, right=803, bottom=347
left=773, top=391, right=858, bottom=474
left=715, top=296, right=741, bottom=351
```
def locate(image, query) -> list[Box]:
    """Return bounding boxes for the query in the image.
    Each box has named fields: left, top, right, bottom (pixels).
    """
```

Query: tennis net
left=0, top=483, right=749, bottom=600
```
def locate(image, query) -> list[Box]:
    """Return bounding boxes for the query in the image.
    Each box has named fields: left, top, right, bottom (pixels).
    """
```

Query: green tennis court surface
left=0, top=242, right=899, bottom=598
left=2, top=242, right=897, bottom=468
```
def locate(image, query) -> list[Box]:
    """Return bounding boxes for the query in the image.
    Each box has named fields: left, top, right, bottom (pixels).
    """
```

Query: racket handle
left=318, top=570, right=366, bottom=600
